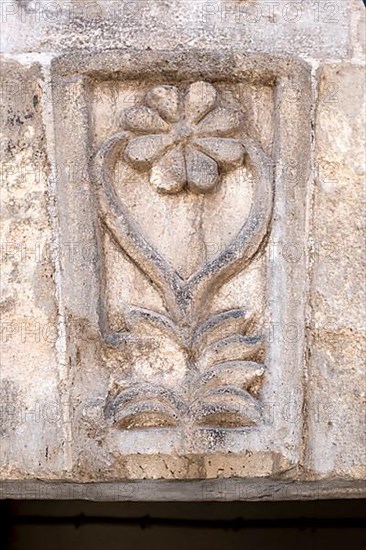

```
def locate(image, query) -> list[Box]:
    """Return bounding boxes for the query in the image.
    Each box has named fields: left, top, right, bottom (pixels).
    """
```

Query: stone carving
left=92, top=81, right=273, bottom=430
left=51, top=51, right=311, bottom=476
left=122, top=82, right=245, bottom=194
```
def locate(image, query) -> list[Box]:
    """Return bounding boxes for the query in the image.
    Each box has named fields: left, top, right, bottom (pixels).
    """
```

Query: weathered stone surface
left=310, top=64, right=365, bottom=332
left=0, top=61, right=64, bottom=476
left=305, top=64, right=366, bottom=478
left=1, top=0, right=350, bottom=59
left=0, top=2, right=365, bottom=501
left=351, top=0, right=366, bottom=61
left=305, top=333, right=366, bottom=478
left=50, top=51, right=310, bottom=481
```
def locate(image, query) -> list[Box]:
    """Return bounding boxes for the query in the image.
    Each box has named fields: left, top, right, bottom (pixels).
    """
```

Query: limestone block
left=0, top=4, right=364, bottom=502
left=306, top=333, right=365, bottom=478
left=1, top=0, right=350, bottom=59
left=0, top=61, right=64, bottom=477
left=306, top=64, right=366, bottom=478
left=49, top=50, right=312, bottom=481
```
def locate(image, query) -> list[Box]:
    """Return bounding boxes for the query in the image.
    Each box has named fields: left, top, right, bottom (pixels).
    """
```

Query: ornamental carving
left=52, top=51, right=311, bottom=470
left=92, top=80, right=273, bottom=430
left=122, top=82, right=245, bottom=194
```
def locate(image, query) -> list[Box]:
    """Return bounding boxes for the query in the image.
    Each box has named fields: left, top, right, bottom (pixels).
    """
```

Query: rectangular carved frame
left=51, top=50, right=311, bottom=480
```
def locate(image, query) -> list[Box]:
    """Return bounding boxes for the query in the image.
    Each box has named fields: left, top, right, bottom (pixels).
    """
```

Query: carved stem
left=92, top=133, right=185, bottom=324
left=178, top=134, right=274, bottom=328
left=92, top=131, right=273, bottom=344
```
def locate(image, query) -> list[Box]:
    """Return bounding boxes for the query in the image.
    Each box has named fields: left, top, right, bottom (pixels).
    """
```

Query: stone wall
left=0, top=0, right=365, bottom=500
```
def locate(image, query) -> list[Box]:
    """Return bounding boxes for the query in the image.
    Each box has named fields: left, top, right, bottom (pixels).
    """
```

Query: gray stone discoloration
left=0, top=478, right=365, bottom=502
left=0, top=379, right=20, bottom=436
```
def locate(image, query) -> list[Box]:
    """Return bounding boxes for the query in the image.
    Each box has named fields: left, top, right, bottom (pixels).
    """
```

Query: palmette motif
left=92, top=81, right=274, bottom=430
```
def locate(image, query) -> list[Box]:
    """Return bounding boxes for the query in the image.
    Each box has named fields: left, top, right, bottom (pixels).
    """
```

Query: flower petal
left=196, top=107, right=244, bottom=137
left=150, top=147, right=186, bottom=194
left=123, top=106, right=170, bottom=134
left=124, top=135, right=174, bottom=168
left=185, top=146, right=219, bottom=194
left=185, top=81, right=217, bottom=124
left=145, top=85, right=180, bottom=123
left=193, top=138, right=244, bottom=169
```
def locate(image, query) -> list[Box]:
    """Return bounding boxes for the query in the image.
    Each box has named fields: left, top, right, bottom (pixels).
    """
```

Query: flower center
left=174, top=123, right=194, bottom=143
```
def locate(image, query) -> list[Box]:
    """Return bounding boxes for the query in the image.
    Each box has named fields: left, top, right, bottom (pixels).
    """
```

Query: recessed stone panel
left=51, top=51, right=311, bottom=480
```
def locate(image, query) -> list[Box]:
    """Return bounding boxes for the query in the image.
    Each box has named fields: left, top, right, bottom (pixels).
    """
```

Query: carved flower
left=122, top=82, right=245, bottom=194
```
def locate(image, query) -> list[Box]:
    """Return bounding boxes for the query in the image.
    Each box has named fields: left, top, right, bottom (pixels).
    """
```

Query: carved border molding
left=52, top=51, right=311, bottom=470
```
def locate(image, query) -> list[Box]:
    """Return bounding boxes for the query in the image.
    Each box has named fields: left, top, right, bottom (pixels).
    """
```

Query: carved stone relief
left=93, top=78, right=273, bottom=432
left=52, top=51, right=311, bottom=478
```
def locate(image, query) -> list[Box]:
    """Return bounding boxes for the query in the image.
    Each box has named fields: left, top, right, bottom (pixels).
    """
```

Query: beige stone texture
left=305, top=63, right=366, bottom=479
left=0, top=2, right=365, bottom=501
left=0, top=60, right=65, bottom=477
left=1, top=1, right=351, bottom=58
left=351, top=0, right=366, bottom=61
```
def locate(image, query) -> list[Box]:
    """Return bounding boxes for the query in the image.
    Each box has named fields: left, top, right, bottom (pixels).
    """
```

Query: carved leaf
left=124, top=306, right=182, bottom=345
left=105, top=384, right=185, bottom=429
left=196, top=335, right=264, bottom=371
left=191, top=309, right=255, bottom=352
left=111, top=402, right=179, bottom=429
left=193, top=361, right=265, bottom=394
left=189, top=386, right=262, bottom=428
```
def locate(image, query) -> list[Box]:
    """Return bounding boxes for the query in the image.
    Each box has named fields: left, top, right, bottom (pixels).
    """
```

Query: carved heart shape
left=91, top=131, right=273, bottom=326
left=110, top=157, right=253, bottom=283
